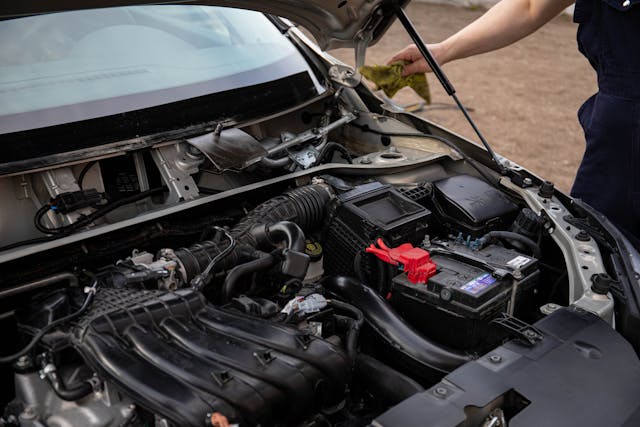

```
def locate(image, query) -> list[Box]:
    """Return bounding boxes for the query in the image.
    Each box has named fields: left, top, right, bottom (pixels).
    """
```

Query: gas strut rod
left=394, top=5, right=507, bottom=174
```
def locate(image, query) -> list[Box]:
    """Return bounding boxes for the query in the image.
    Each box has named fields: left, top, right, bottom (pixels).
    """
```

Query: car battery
left=390, top=242, right=539, bottom=352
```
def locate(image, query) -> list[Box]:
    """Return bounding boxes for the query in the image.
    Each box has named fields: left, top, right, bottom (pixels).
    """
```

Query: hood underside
left=0, top=0, right=409, bottom=50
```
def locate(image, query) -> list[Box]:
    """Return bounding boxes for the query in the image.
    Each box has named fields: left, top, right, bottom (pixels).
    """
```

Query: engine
left=0, top=174, right=578, bottom=427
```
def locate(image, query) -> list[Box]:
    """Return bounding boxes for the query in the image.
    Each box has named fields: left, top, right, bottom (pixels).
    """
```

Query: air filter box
left=323, top=182, right=432, bottom=280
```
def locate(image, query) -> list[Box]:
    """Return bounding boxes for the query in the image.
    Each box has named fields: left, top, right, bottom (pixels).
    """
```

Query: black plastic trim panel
left=373, top=307, right=640, bottom=427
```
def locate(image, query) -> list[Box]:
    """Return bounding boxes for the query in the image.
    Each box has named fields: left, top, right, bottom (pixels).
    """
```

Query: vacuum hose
left=481, top=230, right=541, bottom=259
left=322, top=276, right=472, bottom=373
left=222, top=222, right=309, bottom=301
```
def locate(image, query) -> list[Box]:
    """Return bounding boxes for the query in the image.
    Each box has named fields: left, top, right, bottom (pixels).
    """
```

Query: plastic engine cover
left=70, top=288, right=350, bottom=426
left=373, top=307, right=640, bottom=427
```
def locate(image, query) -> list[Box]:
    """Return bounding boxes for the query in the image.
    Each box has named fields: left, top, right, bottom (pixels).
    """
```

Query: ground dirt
left=328, top=3, right=597, bottom=193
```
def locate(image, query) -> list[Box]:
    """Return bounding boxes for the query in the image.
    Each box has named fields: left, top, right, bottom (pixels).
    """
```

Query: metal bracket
left=13, top=174, right=32, bottom=201
left=500, top=178, right=614, bottom=323
left=289, top=145, right=320, bottom=169
left=150, top=143, right=202, bottom=203
left=328, top=64, right=362, bottom=88
left=267, top=110, right=357, bottom=157
left=354, top=31, right=372, bottom=69
left=38, top=168, right=93, bottom=227
left=491, top=312, right=544, bottom=346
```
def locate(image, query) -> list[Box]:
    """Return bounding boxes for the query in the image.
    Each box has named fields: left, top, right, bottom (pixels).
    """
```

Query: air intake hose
left=248, top=221, right=306, bottom=253
left=175, top=184, right=331, bottom=283
left=174, top=240, right=248, bottom=283
left=322, top=276, right=472, bottom=373
left=232, top=184, right=332, bottom=247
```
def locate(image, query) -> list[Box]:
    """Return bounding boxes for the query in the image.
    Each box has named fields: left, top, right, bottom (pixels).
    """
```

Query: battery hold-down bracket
left=366, top=238, right=437, bottom=284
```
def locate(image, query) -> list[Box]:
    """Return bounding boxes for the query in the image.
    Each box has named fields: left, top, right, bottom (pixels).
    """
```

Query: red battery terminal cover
left=365, top=238, right=437, bottom=284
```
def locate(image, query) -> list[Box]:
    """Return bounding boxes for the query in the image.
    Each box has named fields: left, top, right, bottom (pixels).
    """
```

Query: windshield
left=0, top=6, right=325, bottom=134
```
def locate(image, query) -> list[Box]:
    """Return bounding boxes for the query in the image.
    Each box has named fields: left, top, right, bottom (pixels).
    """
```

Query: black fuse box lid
left=432, top=175, right=518, bottom=236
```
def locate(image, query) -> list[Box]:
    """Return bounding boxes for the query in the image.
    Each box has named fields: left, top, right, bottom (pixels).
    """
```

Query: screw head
left=434, top=387, right=448, bottom=396
left=524, top=330, right=537, bottom=338
left=489, top=355, right=502, bottom=364
left=440, top=288, right=452, bottom=301
left=523, top=177, right=533, bottom=187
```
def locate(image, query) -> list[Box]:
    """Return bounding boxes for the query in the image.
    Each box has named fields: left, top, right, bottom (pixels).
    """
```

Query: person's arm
left=389, top=0, right=575, bottom=76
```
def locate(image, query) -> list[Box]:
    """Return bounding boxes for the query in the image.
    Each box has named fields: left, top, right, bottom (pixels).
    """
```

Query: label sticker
left=507, top=255, right=530, bottom=269
left=461, top=273, right=497, bottom=295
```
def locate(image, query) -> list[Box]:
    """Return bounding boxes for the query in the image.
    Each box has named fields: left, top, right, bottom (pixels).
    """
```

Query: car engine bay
left=0, top=82, right=636, bottom=427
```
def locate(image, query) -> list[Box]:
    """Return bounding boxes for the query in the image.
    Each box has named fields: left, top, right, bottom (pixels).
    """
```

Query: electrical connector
left=49, top=189, right=106, bottom=214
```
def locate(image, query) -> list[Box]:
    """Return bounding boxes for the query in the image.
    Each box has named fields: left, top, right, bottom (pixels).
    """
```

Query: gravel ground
left=328, top=2, right=597, bottom=192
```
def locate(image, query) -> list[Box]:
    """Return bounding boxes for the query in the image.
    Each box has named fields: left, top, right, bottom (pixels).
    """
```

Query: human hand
left=387, top=43, right=447, bottom=76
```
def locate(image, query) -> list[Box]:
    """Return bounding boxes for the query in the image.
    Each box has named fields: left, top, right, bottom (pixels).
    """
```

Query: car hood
left=0, top=0, right=409, bottom=50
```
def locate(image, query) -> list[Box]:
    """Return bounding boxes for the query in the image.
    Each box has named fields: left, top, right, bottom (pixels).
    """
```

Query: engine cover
left=70, top=288, right=350, bottom=426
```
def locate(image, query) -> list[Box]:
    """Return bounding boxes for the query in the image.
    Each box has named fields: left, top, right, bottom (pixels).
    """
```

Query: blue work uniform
left=572, top=0, right=640, bottom=248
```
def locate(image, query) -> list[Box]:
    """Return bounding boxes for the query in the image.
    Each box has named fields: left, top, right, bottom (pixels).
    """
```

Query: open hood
left=0, top=0, right=409, bottom=50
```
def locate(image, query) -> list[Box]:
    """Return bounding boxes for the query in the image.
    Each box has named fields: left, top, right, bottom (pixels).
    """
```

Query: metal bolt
left=434, top=387, right=448, bottom=397
left=489, top=355, right=502, bottom=364
left=524, top=330, right=537, bottom=338
left=540, top=303, right=562, bottom=316
left=16, top=356, right=31, bottom=368
left=22, top=406, right=36, bottom=419
left=187, top=145, right=201, bottom=156
left=360, top=157, right=372, bottom=165
left=522, top=177, right=533, bottom=187
left=576, top=230, right=591, bottom=242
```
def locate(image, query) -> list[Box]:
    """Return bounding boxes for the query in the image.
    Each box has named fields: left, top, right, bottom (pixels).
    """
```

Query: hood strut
left=394, top=5, right=507, bottom=174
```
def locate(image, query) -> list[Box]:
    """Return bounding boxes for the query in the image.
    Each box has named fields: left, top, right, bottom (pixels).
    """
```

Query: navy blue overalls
left=571, top=0, right=640, bottom=248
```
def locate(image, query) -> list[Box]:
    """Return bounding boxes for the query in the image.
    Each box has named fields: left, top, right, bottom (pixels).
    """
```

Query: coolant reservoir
left=303, top=239, right=324, bottom=283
